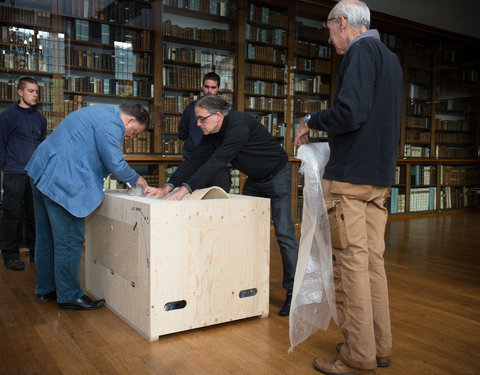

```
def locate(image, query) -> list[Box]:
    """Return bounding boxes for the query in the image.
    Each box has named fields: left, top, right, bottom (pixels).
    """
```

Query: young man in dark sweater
left=0, top=77, right=47, bottom=270
left=145, top=95, right=298, bottom=316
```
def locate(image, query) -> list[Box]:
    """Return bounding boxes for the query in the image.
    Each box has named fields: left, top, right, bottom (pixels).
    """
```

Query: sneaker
left=4, top=259, right=25, bottom=271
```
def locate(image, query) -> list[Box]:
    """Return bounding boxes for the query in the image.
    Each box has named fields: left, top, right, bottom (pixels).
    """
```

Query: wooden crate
left=85, top=191, right=270, bottom=341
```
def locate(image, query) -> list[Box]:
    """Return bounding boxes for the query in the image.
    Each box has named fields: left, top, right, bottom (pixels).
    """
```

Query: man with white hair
left=295, top=0, right=402, bottom=374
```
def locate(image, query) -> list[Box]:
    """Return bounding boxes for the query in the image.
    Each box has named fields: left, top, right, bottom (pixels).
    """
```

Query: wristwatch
left=303, top=113, right=311, bottom=126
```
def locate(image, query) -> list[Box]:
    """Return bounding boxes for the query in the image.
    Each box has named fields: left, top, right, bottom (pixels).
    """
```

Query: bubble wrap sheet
left=289, top=142, right=338, bottom=353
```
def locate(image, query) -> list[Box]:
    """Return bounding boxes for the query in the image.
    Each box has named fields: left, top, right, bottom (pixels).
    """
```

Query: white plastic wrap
left=289, top=142, right=338, bottom=353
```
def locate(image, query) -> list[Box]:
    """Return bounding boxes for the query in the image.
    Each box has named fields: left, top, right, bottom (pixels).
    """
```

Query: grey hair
left=195, top=95, right=232, bottom=116
left=332, top=0, right=370, bottom=30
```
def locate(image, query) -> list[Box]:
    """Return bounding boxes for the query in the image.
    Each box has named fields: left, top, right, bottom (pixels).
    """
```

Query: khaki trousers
left=322, top=179, right=392, bottom=370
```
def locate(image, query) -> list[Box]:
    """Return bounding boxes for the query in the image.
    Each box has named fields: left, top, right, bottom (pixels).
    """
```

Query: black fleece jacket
left=309, top=30, right=403, bottom=186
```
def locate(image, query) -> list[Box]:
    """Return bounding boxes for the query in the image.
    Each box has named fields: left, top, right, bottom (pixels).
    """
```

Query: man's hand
left=163, top=186, right=190, bottom=201
left=294, top=121, right=310, bottom=146
left=134, top=175, right=148, bottom=192
left=144, top=186, right=172, bottom=199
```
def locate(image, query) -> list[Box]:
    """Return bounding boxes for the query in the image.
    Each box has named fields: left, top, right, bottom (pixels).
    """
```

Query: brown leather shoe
left=336, top=342, right=391, bottom=368
left=313, top=357, right=375, bottom=375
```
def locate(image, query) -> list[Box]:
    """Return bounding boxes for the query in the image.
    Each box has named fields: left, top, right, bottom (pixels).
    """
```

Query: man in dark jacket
left=146, top=95, right=298, bottom=316
left=294, top=0, right=402, bottom=374
left=0, top=77, right=47, bottom=270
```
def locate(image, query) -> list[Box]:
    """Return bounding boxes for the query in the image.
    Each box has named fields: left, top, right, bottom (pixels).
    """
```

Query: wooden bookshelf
left=1, top=0, right=479, bottom=219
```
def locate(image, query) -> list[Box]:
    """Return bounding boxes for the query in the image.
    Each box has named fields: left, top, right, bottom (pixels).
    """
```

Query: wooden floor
left=1, top=211, right=479, bottom=374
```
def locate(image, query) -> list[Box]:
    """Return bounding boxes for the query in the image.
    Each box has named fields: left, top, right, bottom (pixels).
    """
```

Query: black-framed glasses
left=322, top=16, right=346, bottom=29
left=195, top=113, right=215, bottom=122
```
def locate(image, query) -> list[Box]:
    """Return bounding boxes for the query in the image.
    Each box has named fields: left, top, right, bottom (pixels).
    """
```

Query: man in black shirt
left=145, top=95, right=298, bottom=316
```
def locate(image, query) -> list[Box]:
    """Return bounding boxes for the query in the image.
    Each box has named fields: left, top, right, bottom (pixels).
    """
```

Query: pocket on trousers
left=327, top=200, right=348, bottom=249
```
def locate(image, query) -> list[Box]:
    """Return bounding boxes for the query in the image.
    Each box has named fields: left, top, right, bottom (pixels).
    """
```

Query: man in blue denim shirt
left=26, top=103, right=150, bottom=310
left=0, top=77, right=46, bottom=270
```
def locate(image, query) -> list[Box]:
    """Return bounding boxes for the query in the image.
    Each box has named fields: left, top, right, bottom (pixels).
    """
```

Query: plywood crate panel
left=85, top=191, right=270, bottom=341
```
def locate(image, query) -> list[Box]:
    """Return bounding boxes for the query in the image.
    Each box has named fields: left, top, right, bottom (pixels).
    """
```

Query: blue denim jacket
left=26, top=105, right=139, bottom=218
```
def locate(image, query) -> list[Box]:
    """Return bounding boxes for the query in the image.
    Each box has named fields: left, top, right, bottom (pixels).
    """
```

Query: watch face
left=304, top=114, right=311, bottom=123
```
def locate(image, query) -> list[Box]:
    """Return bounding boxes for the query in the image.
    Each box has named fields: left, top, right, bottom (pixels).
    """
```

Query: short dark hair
left=119, top=102, right=151, bottom=129
left=203, top=72, right=220, bottom=87
left=18, top=77, right=39, bottom=90
left=195, top=95, right=232, bottom=117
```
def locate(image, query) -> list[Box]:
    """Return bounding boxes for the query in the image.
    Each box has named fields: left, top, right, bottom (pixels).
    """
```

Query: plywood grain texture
left=85, top=191, right=271, bottom=341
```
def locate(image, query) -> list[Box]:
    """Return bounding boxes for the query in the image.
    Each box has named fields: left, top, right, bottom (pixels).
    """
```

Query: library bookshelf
left=1, top=0, right=479, bottom=221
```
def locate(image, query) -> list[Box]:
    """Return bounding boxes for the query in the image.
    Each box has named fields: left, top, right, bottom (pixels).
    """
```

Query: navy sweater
left=169, top=110, right=288, bottom=190
left=0, top=102, right=47, bottom=174
left=309, top=30, right=403, bottom=186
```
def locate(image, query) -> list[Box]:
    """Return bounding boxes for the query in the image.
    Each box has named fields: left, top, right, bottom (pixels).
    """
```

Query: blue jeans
left=242, top=162, right=298, bottom=294
left=31, top=182, right=85, bottom=302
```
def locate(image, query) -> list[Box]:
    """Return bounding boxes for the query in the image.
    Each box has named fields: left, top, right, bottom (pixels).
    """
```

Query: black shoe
left=279, top=294, right=292, bottom=316
left=36, top=291, right=57, bottom=304
left=59, top=294, right=105, bottom=311
left=4, top=259, right=25, bottom=271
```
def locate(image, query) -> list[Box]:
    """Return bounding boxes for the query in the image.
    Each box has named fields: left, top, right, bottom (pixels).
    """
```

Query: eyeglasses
left=195, top=113, right=215, bottom=122
left=322, top=16, right=347, bottom=29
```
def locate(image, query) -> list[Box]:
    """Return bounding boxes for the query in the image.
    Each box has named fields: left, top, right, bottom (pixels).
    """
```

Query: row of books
left=244, top=96, right=286, bottom=112
left=438, top=67, right=479, bottom=83
left=230, top=169, right=241, bottom=194
left=406, top=115, right=430, bottom=129
left=122, top=133, right=151, bottom=154
left=296, top=41, right=332, bottom=59
left=405, top=129, right=430, bottom=144
left=436, top=132, right=474, bottom=145
left=163, top=95, right=195, bottom=114
left=245, top=80, right=286, bottom=97
left=435, top=145, right=475, bottom=158
left=295, top=78, right=330, bottom=95
left=440, top=48, right=479, bottom=65
left=294, top=98, right=329, bottom=113
left=410, top=165, right=437, bottom=185
left=64, top=77, right=153, bottom=98
left=163, top=115, right=182, bottom=134
left=62, top=0, right=152, bottom=28
left=260, top=119, right=285, bottom=138
left=440, top=186, right=473, bottom=209
left=408, top=54, right=433, bottom=72
left=163, top=66, right=202, bottom=90
left=246, top=25, right=287, bottom=47
left=0, top=6, right=51, bottom=29
left=0, top=26, right=44, bottom=48
left=164, top=0, right=233, bottom=17
left=163, top=139, right=184, bottom=155
left=435, top=119, right=473, bottom=133
left=406, top=101, right=433, bottom=116
left=404, top=145, right=430, bottom=157
left=296, top=23, right=328, bottom=45
left=165, top=165, right=179, bottom=182
left=67, top=48, right=152, bottom=74
left=409, top=187, right=437, bottom=212
left=441, top=165, right=480, bottom=185
left=248, top=3, right=288, bottom=28
left=407, top=83, right=430, bottom=100
left=387, top=187, right=406, bottom=214
left=0, top=51, right=51, bottom=73
left=63, top=19, right=152, bottom=50
left=407, top=69, right=431, bottom=86
left=246, top=44, right=286, bottom=65
left=295, top=57, right=332, bottom=74
left=245, top=63, right=285, bottom=81
left=380, top=32, right=403, bottom=50
left=163, top=20, right=232, bottom=45
left=436, top=99, right=472, bottom=113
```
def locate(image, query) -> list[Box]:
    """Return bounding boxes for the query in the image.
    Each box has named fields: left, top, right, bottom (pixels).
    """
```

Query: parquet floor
left=1, top=211, right=479, bottom=374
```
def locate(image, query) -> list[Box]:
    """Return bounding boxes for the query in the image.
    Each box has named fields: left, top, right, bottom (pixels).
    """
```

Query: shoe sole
left=59, top=303, right=105, bottom=311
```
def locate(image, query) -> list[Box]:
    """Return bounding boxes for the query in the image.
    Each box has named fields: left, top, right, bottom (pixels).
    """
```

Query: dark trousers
left=242, top=162, right=298, bottom=294
left=0, top=174, right=35, bottom=262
